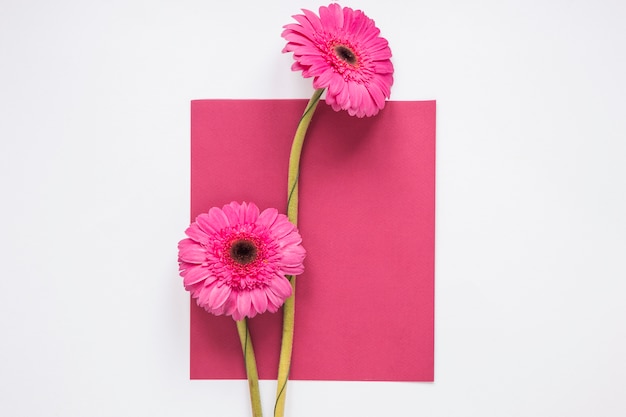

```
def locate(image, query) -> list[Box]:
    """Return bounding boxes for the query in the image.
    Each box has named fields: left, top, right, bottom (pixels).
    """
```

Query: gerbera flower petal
left=181, top=264, right=212, bottom=287
left=243, top=201, right=259, bottom=223
left=313, top=68, right=335, bottom=90
left=208, top=284, right=231, bottom=310
left=319, top=3, right=343, bottom=29
left=282, top=262, right=305, bottom=276
left=184, top=222, right=206, bottom=243
left=291, top=12, right=319, bottom=35
left=236, top=290, right=253, bottom=319
left=250, top=288, right=269, bottom=314
left=283, top=4, right=394, bottom=118
left=223, top=293, right=238, bottom=317
left=177, top=202, right=305, bottom=320
left=194, top=213, right=216, bottom=235
left=221, top=203, right=242, bottom=225
left=270, top=276, right=293, bottom=299
left=265, top=290, right=283, bottom=313
left=196, top=282, right=223, bottom=313
left=206, top=207, right=230, bottom=230
left=335, top=82, right=350, bottom=108
left=282, top=242, right=306, bottom=258
left=347, top=82, right=363, bottom=110
left=178, top=238, right=206, bottom=263
left=329, top=73, right=346, bottom=94
left=367, top=81, right=387, bottom=111
left=281, top=246, right=306, bottom=262
left=276, top=230, right=302, bottom=247
left=256, top=207, right=279, bottom=228
left=302, top=8, right=324, bottom=32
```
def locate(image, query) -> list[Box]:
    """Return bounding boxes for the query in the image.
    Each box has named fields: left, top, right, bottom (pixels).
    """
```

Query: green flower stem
left=274, top=88, right=324, bottom=417
left=236, top=319, right=263, bottom=417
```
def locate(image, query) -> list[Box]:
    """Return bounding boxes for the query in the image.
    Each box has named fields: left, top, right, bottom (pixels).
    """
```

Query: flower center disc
left=334, top=45, right=358, bottom=65
left=229, top=239, right=258, bottom=265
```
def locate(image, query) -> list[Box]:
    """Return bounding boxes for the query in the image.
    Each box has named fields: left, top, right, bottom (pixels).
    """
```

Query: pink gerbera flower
left=178, top=201, right=305, bottom=321
left=282, top=3, right=394, bottom=118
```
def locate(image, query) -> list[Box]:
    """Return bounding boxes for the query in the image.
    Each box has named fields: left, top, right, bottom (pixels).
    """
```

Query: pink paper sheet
left=189, top=99, right=435, bottom=381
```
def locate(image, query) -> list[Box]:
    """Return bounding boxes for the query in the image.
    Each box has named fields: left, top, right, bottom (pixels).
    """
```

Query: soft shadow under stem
left=236, top=319, right=263, bottom=417
left=274, top=88, right=324, bottom=417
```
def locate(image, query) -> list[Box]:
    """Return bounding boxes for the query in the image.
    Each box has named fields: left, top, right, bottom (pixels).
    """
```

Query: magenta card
left=189, top=99, right=435, bottom=381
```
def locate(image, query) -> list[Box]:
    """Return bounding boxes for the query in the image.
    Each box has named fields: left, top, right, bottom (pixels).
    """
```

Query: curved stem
left=274, top=88, right=324, bottom=417
left=236, top=319, right=263, bottom=417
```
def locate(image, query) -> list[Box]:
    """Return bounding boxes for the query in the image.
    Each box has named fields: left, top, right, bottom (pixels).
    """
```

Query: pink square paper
left=189, top=99, right=435, bottom=381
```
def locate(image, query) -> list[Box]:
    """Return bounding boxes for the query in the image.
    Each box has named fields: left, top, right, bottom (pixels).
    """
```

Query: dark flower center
left=229, top=239, right=258, bottom=265
left=334, top=45, right=358, bottom=65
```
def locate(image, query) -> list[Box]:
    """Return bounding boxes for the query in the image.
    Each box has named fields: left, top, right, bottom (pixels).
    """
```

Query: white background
left=1, top=0, right=625, bottom=416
